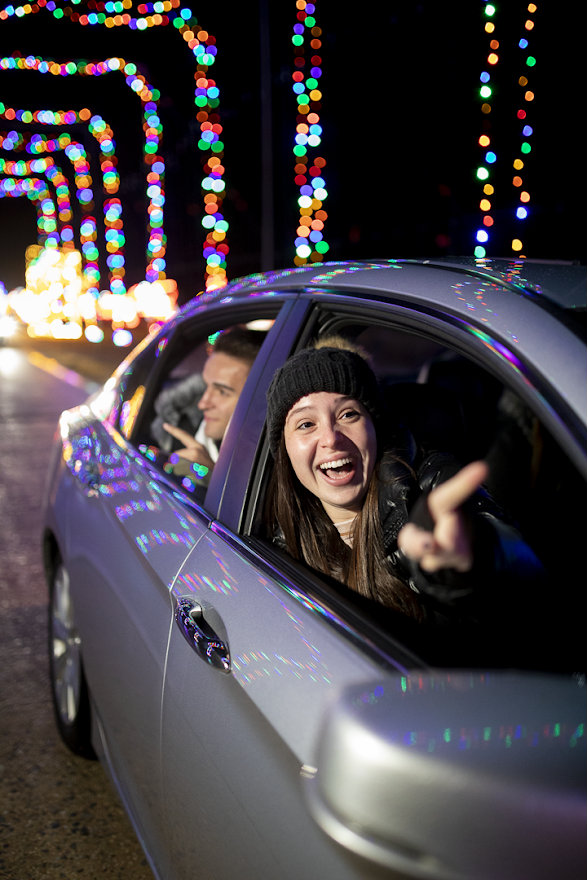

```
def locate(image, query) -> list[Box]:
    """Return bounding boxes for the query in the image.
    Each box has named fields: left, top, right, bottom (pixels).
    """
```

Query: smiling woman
left=264, top=342, right=544, bottom=634
left=284, top=391, right=377, bottom=524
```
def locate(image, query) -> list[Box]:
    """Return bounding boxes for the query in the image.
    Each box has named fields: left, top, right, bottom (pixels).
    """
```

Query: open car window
left=245, top=306, right=587, bottom=676
left=123, top=306, right=279, bottom=509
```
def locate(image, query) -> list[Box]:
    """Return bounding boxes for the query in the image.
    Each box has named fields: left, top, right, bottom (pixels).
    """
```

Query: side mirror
left=304, top=671, right=587, bottom=879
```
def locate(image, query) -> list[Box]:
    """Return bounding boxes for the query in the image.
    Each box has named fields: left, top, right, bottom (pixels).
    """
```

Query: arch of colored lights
left=0, top=103, right=123, bottom=291
left=1, top=72, right=129, bottom=293
left=0, top=5, right=226, bottom=292
left=474, top=2, right=537, bottom=259
left=0, top=175, right=57, bottom=241
left=0, top=132, right=104, bottom=289
left=0, top=154, right=108, bottom=301
left=291, top=0, right=328, bottom=266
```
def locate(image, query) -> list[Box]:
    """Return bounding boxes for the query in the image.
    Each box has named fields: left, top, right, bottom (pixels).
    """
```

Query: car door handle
left=174, top=596, right=231, bottom=673
left=72, top=460, right=101, bottom=496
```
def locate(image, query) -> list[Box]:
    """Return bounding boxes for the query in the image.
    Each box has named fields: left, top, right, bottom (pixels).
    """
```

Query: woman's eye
left=341, top=409, right=360, bottom=421
left=297, top=420, right=314, bottom=430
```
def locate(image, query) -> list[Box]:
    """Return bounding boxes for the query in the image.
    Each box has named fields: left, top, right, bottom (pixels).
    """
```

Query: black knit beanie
left=266, top=346, right=387, bottom=455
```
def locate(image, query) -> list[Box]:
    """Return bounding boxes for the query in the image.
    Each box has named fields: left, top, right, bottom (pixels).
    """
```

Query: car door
left=62, top=298, right=290, bottom=876
left=62, top=333, right=211, bottom=877
left=159, top=296, right=426, bottom=880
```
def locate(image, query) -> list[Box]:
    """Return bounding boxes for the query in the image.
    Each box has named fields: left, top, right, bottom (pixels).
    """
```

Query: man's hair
left=212, top=326, right=267, bottom=365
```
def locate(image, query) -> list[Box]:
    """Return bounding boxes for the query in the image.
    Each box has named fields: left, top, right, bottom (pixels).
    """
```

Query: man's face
left=197, top=352, right=251, bottom=441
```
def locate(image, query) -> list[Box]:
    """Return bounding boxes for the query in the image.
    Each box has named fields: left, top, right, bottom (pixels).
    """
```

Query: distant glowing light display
left=0, top=151, right=103, bottom=292
left=7, top=245, right=85, bottom=338
left=291, top=0, right=329, bottom=266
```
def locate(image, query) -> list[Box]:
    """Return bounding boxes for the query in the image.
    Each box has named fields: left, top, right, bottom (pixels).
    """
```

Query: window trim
left=210, top=296, right=314, bottom=524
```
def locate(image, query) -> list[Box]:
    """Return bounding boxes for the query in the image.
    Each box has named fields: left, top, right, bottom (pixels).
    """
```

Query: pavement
left=6, top=322, right=149, bottom=387
left=0, top=331, right=154, bottom=879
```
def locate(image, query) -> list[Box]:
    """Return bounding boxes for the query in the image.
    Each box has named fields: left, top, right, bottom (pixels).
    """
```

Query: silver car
left=43, top=259, right=587, bottom=880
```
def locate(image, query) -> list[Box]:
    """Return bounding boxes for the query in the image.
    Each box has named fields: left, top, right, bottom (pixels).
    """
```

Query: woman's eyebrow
left=286, top=404, right=314, bottom=420
left=286, top=396, right=356, bottom=422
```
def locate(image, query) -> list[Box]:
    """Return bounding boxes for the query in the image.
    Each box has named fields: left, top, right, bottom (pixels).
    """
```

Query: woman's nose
left=318, top=420, right=340, bottom=447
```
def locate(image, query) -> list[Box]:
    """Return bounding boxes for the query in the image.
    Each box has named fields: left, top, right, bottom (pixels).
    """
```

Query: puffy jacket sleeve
left=379, top=450, right=547, bottom=622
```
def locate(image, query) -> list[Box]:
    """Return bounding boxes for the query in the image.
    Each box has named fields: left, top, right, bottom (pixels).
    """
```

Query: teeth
left=319, top=457, right=352, bottom=470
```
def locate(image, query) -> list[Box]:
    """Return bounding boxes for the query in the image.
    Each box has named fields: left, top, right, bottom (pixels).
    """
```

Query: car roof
left=188, top=259, right=587, bottom=313
left=430, top=257, right=587, bottom=310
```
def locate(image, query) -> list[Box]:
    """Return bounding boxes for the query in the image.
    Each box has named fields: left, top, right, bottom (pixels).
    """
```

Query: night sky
left=0, top=0, right=584, bottom=300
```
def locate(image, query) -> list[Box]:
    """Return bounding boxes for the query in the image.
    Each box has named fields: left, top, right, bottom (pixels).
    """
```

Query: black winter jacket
left=376, top=432, right=545, bottom=628
left=151, top=373, right=206, bottom=452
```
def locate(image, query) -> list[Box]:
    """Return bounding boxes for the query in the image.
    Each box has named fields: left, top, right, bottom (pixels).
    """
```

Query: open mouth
left=318, top=457, right=355, bottom=480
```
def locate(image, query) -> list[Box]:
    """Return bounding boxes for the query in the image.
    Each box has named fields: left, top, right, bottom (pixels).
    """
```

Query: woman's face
left=283, top=391, right=378, bottom=524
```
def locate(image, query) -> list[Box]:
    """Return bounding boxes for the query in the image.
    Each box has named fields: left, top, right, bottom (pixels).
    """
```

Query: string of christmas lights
left=474, top=2, right=537, bottom=259
left=291, top=0, right=328, bottom=266
left=0, top=5, right=225, bottom=292
left=511, top=3, right=537, bottom=256
left=474, top=1, right=498, bottom=259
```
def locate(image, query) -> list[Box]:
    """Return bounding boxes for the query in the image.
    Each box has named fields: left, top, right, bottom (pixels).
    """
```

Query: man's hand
left=397, top=460, right=489, bottom=573
left=163, top=423, right=215, bottom=471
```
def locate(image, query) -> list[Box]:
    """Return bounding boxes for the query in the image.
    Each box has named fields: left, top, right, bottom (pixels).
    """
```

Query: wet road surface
left=0, top=342, right=154, bottom=879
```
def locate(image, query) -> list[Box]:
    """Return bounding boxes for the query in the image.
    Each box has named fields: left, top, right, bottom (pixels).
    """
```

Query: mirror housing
left=304, top=672, right=587, bottom=879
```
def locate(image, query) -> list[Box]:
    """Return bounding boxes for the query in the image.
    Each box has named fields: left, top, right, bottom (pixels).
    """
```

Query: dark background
left=0, top=0, right=584, bottom=304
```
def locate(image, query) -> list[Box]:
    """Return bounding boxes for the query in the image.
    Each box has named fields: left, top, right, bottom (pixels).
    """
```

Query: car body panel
left=58, top=405, right=210, bottom=872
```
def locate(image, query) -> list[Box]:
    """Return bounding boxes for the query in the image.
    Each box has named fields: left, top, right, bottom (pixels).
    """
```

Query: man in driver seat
left=151, top=326, right=266, bottom=477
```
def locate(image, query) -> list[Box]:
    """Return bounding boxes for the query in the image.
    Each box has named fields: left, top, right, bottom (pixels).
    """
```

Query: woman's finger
left=397, top=522, right=435, bottom=561
left=398, top=515, right=473, bottom=573
left=427, top=460, right=489, bottom=522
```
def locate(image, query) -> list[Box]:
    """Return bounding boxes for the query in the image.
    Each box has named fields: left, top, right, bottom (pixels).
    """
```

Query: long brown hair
left=265, top=434, right=424, bottom=621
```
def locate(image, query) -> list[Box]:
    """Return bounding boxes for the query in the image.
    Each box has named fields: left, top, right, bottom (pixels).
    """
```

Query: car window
left=247, top=309, right=587, bottom=676
left=97, top=330, right=161, bottom=437
left=129, top=311, right=277, bottom=508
